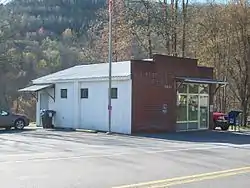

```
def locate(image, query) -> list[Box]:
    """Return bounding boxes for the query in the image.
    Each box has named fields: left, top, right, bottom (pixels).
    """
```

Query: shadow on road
left=0, top=128, right=36, bottom=134
left=1, top=126, right=249, bottom=147
left=135, top=131, right=250, bottom=145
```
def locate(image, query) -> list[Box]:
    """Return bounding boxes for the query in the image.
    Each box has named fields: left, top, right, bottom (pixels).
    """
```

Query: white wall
left=36, top=92, right=41, bottom=126
left=36, top=79, right=132, bottom=134
left=54, top=82, right=75, bottom=128
left=79, top=80, right=132, bottom=134
left=48, top=88, right=55, bottom=110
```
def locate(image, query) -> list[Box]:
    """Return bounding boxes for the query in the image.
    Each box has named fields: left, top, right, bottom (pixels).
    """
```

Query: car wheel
left=213, top=120, right=217, bottom=130
left=221, top=124, right=229, bottom=131
left=14, top=119, right=25, bottom=130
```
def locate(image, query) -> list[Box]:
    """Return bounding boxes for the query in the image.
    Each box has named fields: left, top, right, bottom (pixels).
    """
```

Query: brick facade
left=131, top=54, right=214, bottom=133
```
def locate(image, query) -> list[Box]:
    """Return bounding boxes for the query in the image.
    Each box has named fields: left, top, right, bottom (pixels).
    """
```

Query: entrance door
left=177, top=83, right=209, bottom=131
left=199, top=95, right=209, bottom=129
left=39, top=93, right=49, bottom=126
left=40, top=93, right=49, bottom=110
left=188, top=95, right=199, bottom=130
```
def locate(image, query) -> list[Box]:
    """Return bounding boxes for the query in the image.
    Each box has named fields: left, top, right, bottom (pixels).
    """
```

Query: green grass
left=229, top=125, right=250, bottom=131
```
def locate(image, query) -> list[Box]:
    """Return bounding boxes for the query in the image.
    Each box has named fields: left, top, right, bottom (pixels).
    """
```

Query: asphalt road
left=0, top=129, right=249, bottom=188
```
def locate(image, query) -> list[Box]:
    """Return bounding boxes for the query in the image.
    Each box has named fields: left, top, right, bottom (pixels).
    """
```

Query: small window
left=111, top=88, right=118, bottom=99
left=61, top=89, right=67, bottom=98
left=81, top=88, right=88, bottom=99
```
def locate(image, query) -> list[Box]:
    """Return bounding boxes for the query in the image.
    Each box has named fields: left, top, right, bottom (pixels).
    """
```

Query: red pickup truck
left=213, top=112, right=229, bottom=130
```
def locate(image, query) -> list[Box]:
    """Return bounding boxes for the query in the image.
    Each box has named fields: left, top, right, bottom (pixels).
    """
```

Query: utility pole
left=107, top=0, right=113, bottom=134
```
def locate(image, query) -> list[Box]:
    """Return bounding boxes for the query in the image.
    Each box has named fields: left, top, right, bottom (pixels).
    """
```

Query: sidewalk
left=27, top=123, right=98, bottom=133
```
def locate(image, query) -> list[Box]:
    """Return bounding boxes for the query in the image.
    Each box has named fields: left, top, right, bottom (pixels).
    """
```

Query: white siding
left=79, top=80, right=132, bottom=134
left=35, top=80, right=132, bottom=134
left=48, top=88, right=55, bottom=110
left=36, top=92, right=41, bottom=126
left=54, top=83, right=74, bottom=128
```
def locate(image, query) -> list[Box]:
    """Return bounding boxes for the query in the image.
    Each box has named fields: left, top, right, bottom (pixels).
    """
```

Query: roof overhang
left=18, top=84, right=54, bottom=92
left=32, top=75, right=131, bottom=84
left=176, top=77, right=228, bottom=85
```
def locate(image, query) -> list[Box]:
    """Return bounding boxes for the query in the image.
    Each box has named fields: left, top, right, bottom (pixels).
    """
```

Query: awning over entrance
left=176, top=77, right=228, bottom=85
left=18, top=84, right=53, bottom=92
left=18, top=84, right=55, bottom=102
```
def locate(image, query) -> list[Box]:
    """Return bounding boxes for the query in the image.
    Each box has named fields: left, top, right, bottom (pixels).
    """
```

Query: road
left=0, top=129, right=249, bottom=188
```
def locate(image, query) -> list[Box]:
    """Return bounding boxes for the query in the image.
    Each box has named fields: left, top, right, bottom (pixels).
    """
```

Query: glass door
left=177, top=83, right=209, bottom=131
left=177, top=94, right=188, bottom=131
left=199, top=95, right=209, bottom=129
left=188, top=95, right=199, bottom=130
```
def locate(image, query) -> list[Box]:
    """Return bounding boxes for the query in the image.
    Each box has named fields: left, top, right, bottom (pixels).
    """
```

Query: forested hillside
left=0, top=0, right=250, bottom=123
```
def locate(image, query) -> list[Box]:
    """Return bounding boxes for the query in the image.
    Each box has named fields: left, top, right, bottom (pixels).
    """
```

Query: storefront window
left=178, top=83, right=187, bottom=93
left=188, top=84, right=199, bottom=93
left=200, top=95, right=209, bottom=129
left=177, top=95, right=187, bottom=121
left=177, top=83, right=209, bottom=130
left=188, top=95, right=199, bottom=121
left=199, top=84, right=209, bottom=94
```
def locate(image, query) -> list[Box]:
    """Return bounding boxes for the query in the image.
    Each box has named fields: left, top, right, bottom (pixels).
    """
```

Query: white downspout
left=73, top=81, right=80, bottom=129
left=36, top=91, right=41, bottom=126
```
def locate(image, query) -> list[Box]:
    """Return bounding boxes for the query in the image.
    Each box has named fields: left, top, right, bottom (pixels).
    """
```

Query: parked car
left=213, top=112, right=229, bottom=130
left=0, top=110, right=30, bottom=130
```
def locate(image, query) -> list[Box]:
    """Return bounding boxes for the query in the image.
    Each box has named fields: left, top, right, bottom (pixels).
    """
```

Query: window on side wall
left=61, top=89, right=67, bottom=99
left=111, top=88, right=118, bottom=99
left=80, top=88, right=88, bottom=99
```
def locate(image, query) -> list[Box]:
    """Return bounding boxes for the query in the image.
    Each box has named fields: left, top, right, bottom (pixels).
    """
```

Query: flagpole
left=107, top=0, right=113, bottom=134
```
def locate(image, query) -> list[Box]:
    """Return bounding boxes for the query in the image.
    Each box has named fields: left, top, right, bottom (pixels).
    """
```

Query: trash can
left=40, top=109, right=47, bottom=128
left=40, top=109, right=56, bottom=129
left=46, top=110, right=56, bottom=128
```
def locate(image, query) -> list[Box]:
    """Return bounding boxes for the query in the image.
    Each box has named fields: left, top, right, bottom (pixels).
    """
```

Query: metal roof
left=32, top=61, right=131, bottom=84
left=18, top=84, right=53, bottom=92
left=176, top=77, right=228, bottom=85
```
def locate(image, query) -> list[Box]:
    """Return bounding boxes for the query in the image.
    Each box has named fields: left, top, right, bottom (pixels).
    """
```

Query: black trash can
left=40, top=109, right=56, bottom=129
left=40, top=109, right=47, bottom=128
left=46, top=110, right=56, bottom=128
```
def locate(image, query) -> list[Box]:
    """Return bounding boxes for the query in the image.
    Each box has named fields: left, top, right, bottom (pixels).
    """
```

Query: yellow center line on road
left=113, top=166, right=250, bottom=188
left=152, top=168, right=250, bottom=188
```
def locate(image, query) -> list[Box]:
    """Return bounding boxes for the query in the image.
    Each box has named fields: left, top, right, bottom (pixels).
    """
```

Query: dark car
left=0, top=110, right=30, bottom=130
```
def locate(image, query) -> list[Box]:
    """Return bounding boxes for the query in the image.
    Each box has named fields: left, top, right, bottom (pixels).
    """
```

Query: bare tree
left=126, top=0, right=154, bottom=58
left=182, top=0, right=189, bottom=57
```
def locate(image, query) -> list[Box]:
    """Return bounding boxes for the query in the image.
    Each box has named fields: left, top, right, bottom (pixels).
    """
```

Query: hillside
left=7, top=0, right=106, bottom=35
